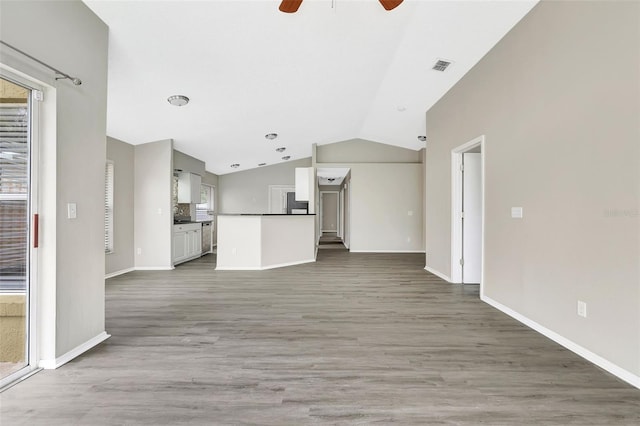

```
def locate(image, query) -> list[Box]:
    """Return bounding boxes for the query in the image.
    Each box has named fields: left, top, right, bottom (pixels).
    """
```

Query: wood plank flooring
left=1, top=251, right=639, bottom=425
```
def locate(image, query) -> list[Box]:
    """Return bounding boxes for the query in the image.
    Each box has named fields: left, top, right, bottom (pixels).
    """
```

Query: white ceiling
left=84, top=0, right=537, bottom=175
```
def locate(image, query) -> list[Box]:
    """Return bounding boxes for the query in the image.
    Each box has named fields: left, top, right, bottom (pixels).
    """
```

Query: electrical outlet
left=577, top=300, right=587, bottom=318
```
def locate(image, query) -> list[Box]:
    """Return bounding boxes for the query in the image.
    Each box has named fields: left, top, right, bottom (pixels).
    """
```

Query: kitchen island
left=216, top=214, right=316, bottom=270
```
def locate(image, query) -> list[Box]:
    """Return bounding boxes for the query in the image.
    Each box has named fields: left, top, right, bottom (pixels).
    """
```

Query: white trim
left=38, top=331, right=110, bottom=370
left=134, top=266, right=174, bottom=271
left=482, top=295, right=640, bottom=390
left=451, top=135, right=485, bottom=287
left=215, top=258, right=316, bottom=271
left=105, top=267, right=135, bottom=279
left=424, top=265, right=452, bottom=282
left=349, top=250, right=426, bottom=253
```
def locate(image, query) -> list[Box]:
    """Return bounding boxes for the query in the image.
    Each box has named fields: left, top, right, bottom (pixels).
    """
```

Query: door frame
left=0, top=69, right=42, bottom=389
left=267, top=185, right=294, bottom=214
left=451, top=135, right=485, bottom=291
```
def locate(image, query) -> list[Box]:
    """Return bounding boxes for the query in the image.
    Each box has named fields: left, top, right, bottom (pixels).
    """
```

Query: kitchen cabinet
left=177, top=172, right=202, bottom=203
left=173, top=223, right=202, bottom=265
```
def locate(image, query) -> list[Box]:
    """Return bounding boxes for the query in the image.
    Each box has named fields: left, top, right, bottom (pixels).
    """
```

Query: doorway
left=268, top=185, right=294, bottom=214
left=451, top=136, right=484, bottom=287
left=320, top=191, right=339, bottom=234
left=0, top=75, right=39, bottom=388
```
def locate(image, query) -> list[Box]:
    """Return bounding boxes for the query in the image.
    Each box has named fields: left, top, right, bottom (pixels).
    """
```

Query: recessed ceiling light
left=167, top=95, right=189, bottom=106
left=418, top=135, right=427, bottom=142
left=328, top=178, right=336, bottom=182
left=230, top=163, right=240, bottom=168
left=275, top=147, right=286, bottom=153
left=258, top=163, right=267, bottom=166
left=282, top=156, right=290, bottom=160
left=265, top=133, right=278, bottom=140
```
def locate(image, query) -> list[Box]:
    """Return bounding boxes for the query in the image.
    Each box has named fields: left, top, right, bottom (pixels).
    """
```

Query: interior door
left=321, top=192, right=338, bottom=232
left=462, top=153, right=481, bottom=283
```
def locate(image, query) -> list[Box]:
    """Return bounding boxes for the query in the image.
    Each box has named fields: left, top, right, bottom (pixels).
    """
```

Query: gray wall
left=106, top=137, right=135, bottom=275
left=0, top=1, right=108, bottom=357
left=425, top=1, right=639, bottom=376
left=174, top=149, right=206, bottom=177
left=348, top=163, right=423, bottom=252
left=218, top=158, right=312, bottom=214
left=317, top=138, right=422, bottom=164
left=134, top=140, right=174, bottom=269
left=316, top=140, right=424, bottom=252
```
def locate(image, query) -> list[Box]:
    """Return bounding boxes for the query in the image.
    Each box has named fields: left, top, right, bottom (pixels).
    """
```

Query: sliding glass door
left=0, top=75, right=35, bottom=386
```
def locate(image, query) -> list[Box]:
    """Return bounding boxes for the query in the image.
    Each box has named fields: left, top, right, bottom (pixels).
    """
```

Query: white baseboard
left=105, top=267, right=135, bottom=279
left=424, top=265, right=452, bottom=282
left=39, top=331, right=110, bottom=370
left=216, top=258, right=316, bottom=271
left=134, top=266, right=174, bottom=271
left=349, top=250, right=426, bottom=253
left=482, top=295, right=640, bottom=390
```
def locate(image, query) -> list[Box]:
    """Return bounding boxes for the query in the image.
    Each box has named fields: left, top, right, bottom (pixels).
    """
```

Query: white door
left=320, top=192, right=338, bottom=232
left=268, top=186, right=293, bottom=214
left=462, top=153, right=481, bottom=283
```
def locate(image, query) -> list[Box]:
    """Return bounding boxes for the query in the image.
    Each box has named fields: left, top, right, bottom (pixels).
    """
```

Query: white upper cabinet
left=177, top=172, right=202, bottom=203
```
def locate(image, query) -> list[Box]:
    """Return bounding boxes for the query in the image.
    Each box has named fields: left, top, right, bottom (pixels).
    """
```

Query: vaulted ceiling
left=84, top=0, right=538, bottom=175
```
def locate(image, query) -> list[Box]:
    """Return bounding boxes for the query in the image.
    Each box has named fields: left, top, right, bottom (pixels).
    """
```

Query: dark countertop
left=217, top=214, right=316, bottom=216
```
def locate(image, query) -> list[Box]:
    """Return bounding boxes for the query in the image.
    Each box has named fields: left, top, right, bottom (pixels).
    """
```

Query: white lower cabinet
left=173, top=223, right=202, bottom=265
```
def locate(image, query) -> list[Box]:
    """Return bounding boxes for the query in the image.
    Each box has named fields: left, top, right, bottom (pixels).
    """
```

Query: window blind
left=0, top=104, right=29, bottom=292
left=104, top=161, right=114, bottom=254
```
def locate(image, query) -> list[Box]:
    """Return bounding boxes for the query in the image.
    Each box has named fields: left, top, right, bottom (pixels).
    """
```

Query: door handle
left=33, top=213, right=39, bottom=248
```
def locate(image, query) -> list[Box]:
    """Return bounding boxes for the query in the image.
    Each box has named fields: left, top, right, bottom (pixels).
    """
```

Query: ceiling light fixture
left=230, top=163, right=240, bottom=168
left=265, top=133, right=278, bottom=140
left=167, top=95, right=189, bottom=106
left=418, top=135, right=427, bottom=142
left=282, top=156, right=291, bottom=160
left=275, top=147, right=286, bottom=153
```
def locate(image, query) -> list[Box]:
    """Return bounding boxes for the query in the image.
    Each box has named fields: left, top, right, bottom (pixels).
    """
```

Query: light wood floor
left=1, top=251, right=639, bottom=425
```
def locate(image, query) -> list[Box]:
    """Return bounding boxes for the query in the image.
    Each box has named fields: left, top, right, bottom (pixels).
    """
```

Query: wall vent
left=432, top=59, right=452, bottom=72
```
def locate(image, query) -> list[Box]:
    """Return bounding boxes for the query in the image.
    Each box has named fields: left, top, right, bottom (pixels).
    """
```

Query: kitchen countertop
left=217, top=214, right=315, bottom=216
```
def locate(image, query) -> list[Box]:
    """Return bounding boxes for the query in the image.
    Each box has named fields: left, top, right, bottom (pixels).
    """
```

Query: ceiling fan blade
left=378, top=0, right=403, bottom=11
left=279, top=0, right=303, bottom=13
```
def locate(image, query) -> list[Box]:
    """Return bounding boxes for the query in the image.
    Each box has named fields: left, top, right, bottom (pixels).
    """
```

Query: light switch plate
left=511, top=207, right=523, bottom=219
left=67, top=203, right=77, bottom=219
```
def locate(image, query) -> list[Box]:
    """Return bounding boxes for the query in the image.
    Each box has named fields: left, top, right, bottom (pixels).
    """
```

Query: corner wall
left=425, top=1, right=640, bottom=382
left=106, top=137, right=135, bottom=276
left=134, top=140, right=174, bottom=269
left=0, top=0, right=109, bottom=360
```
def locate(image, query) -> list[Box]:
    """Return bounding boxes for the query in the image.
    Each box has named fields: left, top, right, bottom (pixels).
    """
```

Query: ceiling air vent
left=432, top=59, right=452, bottom=72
